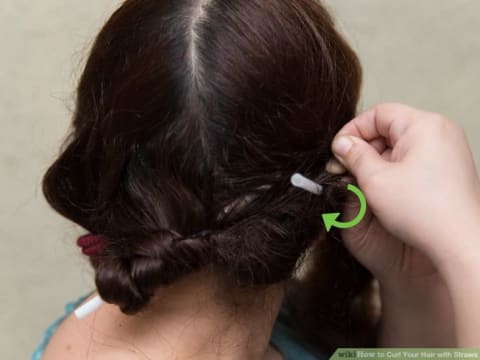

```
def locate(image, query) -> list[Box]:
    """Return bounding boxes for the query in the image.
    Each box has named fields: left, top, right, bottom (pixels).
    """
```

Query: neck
left=90, top=267, right=287, bottom=359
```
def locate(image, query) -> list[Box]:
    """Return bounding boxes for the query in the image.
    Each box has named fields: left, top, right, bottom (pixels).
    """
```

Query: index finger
left=337, top=103, right=422, bottom=147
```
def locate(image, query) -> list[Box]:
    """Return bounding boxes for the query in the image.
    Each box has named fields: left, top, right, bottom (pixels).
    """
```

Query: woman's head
left=43, top=0, right=362, bottom=315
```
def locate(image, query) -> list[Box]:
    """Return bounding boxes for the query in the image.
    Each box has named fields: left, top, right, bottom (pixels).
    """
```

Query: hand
left=330, top=103, right=480, bottom=272
left=326, top=168, right=438, bottom=285
left=328, top=103, right=480, bottom=345
left=326, top=164, right=455, bottom=346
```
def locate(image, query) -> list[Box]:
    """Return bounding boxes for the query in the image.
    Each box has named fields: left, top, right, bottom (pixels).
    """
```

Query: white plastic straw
left=290, top=173, right=323, bottom=195
left=74, top=295, right=104, bottom=319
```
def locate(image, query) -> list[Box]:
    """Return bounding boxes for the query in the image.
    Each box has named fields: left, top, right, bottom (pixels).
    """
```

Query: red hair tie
left=77, top=234, right=106, bottom=256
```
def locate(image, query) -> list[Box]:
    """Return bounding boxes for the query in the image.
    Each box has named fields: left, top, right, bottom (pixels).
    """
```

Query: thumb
left=331, top=135, right=387, bottom=181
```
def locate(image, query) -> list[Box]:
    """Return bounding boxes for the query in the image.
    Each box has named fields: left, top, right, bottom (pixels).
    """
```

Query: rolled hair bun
left=43, top=0, right=376, bottom=349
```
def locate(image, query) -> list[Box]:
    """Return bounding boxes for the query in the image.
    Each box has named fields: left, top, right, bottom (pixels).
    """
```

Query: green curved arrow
left=322, top=184, right=367, bottom=232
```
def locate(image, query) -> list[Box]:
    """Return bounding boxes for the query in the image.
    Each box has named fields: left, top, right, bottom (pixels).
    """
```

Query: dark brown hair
left=43, top=0, right=377, bottom=354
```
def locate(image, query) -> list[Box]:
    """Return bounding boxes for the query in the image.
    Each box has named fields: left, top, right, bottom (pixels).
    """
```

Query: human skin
left=327, top=103, right=480, bottom=346
left=42, top=268, right=287, bottom=360
left=323, top=173, right=456, bottom=346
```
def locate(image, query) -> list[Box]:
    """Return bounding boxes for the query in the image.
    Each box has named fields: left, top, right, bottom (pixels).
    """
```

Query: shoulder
left=41, top=293, right=131, bottom=360
left=41, top=293, right=95, bottom=359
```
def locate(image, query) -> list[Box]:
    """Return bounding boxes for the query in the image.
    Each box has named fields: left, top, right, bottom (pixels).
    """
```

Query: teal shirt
left=32, top=292, right=327, bottom=360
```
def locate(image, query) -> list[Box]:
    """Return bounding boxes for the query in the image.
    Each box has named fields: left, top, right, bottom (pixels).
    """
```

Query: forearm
left=377, top=275, right=456, bottom=346
left=430, top=217, right=480, bottom=346
left=439, top=254, right=480, bottom=346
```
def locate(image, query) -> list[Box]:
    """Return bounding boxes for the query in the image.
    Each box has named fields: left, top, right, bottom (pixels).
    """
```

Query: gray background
left=1, top=1, right=479, bottom=358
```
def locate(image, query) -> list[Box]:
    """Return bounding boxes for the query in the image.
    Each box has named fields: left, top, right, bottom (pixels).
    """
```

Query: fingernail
left=325, top=159, right=347, bottom=175
left=332, top=136, right=352, bottom=157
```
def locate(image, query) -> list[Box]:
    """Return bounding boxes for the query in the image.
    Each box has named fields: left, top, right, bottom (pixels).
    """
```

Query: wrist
left=435, top=253, right=480, bottom=346
left=426, top=206, right=480, bottom=281
left=433, top=232, right=480, bottom=285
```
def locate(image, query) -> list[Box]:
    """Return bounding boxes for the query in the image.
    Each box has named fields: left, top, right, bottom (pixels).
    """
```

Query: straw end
left=290, top=173, right=323, bottom=195
left=74, top=295, right=104, bottom=319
